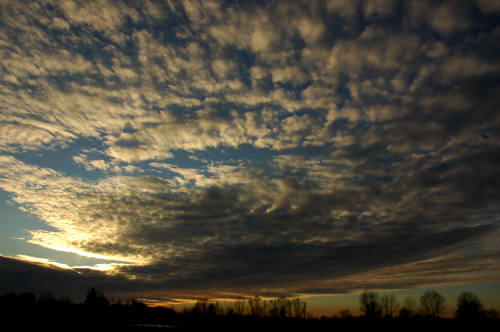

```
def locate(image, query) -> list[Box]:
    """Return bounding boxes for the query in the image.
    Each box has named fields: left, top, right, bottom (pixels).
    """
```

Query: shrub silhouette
left=484, top=308, right=499, bottom=319
left=338, top=309, right=352, bottom=319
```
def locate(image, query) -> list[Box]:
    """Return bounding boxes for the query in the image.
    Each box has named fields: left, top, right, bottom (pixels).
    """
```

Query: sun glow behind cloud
left=13, top=254, right=131, bottom=274
left=0, top=0, right=500, bottom=306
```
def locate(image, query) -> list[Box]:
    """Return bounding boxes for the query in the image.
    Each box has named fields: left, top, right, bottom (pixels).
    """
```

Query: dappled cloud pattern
left=1, top=0, right=500, bottom=300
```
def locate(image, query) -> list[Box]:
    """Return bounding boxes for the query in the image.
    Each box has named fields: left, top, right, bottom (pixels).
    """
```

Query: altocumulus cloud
left=1, top=0, right=500, bottom=301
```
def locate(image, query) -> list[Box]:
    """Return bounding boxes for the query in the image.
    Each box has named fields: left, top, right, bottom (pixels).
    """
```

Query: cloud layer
left=1, top=0, right=500, bottom=300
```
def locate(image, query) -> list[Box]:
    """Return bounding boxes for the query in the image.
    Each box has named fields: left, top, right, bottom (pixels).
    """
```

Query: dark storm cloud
left=0, top=0, right=500, bottom=301
left=118, top=224, right=496, bottom=291
left=1, top=224, right=497, bottom=299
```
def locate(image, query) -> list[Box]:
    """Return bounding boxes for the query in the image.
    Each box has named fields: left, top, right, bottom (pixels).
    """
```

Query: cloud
left=326, top=0, right=360, bottom=20
left=1, top=0, right=500, bottom=301
left=2, top=226, right=499, bottom=300
left=363, top=0, right=396, bottom=18
left=429, top=2, right=470, bottom=35
left=2, top=145, right=500, bottom=298
left=476, top=0, right=500, bottom=14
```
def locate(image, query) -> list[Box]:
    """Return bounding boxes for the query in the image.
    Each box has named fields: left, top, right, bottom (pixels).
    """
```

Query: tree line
left=353, top=290, right=499, bottom=320
left=0, top=287, right=177, bottom=329
left=0, top=288, right=308, bottom=329
left=0, top=287, right=498, bottom=329
left=187, top=296, right=307, bottom=319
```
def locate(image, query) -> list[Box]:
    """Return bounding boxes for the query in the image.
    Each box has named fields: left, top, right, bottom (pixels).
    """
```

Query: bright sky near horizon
left=1, top=0, right=500, bottom=314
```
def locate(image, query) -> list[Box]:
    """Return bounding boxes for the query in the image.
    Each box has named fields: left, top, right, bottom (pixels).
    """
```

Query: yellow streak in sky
left=27, top=231, right=144, bottom=263
left=15, top=254, right=72, bottom=270
left=13, top=254, right=133, bottom=273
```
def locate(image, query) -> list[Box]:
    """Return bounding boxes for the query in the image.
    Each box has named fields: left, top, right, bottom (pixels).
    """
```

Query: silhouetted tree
left=380, top=294, right=399, bottom=317
left=130, top=298, right=148, bottom=324
left=192, top=299, right=208, bottom=316
left=359, top=291, right=382, bottom=318
left=207, top=302, right=223, bottom=316
left=292, top=298, right=307, bottom=319
left=17, top=292, right=36, bottom=307
left=268, top=297, right=292, bottom=319
left=456, top=292, right=483, bottom=320
left=420, top=290, right=445, bottom=318
left=268, top=298, right=280, bottom=318
left=224, top=302, right=234, bottom=316
left=280, top=298, right=291, bottom=319
left=84, top=287, right=109, bottom=309
left=38, top=292, right=56, bottom=305
left=248, top=296, right=265, bottom=317
left=399, top=297, right=417, bottom=318
left=59, top=296, right=72, bottom=304
left=233, top=300, right=246, bottom=316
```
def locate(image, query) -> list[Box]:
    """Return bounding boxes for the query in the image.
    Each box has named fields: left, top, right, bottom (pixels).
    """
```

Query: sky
left=1, top=0, right=500, bottom=315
